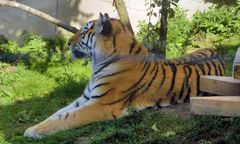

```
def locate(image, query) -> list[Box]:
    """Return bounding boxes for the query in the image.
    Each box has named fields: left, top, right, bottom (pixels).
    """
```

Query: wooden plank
left=190, top=96, right=240, bottom=116
left=200, top=76, right=240, bottom=96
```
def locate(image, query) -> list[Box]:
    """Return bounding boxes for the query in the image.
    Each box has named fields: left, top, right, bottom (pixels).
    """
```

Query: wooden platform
left=190, top=76, right=240, bottom=116
left=200, top=76, right=240, bottom=96
left=190, top=96, right=240, bottom=116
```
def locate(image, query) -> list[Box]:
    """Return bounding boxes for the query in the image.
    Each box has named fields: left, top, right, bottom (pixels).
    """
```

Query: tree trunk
left=158, top=0, right=168, bottom=58
left=113, top=0, right=134, bottom=35
left=0, top=1, right=79, bottom=34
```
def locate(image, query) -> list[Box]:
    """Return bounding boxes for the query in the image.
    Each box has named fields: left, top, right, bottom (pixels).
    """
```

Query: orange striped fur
left=24, top=13, right=225, bottom=138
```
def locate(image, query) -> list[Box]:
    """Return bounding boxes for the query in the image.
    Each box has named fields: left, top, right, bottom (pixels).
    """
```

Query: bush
left=137, top=7, right=192, bottom=58
left=0, top=31, right=72, bottom=72
left=192, top=3, right=240, bottom=45
left=137, top=3, right=240, bottom=58
left=192, top=5, right=240, bottom=36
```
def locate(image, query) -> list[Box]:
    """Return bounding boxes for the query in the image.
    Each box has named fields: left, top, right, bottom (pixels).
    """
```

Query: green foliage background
left=0, top=3, right=240, bottom=143
left=137, top=3, right=240, bottom=59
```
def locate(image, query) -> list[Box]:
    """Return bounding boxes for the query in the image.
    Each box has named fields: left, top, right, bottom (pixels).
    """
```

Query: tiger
left=24, top=13, right=225, bottom=138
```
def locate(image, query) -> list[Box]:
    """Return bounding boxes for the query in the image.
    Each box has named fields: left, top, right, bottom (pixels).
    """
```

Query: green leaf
left=151, top=123, right=159, bottom=132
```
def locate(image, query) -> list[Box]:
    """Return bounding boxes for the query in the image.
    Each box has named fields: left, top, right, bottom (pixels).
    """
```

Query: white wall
left=0, top=0, right=57, bottom=43
left=0, top=0, right=212, bottom=42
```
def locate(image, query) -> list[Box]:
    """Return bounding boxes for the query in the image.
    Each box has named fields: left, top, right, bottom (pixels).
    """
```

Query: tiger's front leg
left=24, top=100, right=127, bottom=138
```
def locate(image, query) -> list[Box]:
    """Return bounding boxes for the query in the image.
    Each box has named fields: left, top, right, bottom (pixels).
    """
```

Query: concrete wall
left=0, top=0, right=57, bottom=43
left=0, top=0, right=212, bottom=42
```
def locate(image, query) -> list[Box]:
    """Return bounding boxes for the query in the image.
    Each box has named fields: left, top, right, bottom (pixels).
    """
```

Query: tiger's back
left=91, top=48, right=224, bottom=109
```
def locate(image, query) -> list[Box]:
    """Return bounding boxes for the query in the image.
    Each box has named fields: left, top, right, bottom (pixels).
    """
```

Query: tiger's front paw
left=24, top=119, right=64, bottom=138
left=24, top=125, right=47, bottom=139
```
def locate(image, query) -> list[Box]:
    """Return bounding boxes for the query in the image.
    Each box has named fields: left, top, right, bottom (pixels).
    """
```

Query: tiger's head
left=68, top=13, right=148, bottom=63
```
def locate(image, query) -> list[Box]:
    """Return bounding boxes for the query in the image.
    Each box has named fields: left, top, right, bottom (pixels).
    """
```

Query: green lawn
left=1, top=61, right=240, bottom=144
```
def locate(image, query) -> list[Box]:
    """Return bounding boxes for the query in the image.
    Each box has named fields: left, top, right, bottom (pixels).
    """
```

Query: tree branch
left=113, top=0, right=134, bottom=35
left=0, top=0, right=79, bottom=34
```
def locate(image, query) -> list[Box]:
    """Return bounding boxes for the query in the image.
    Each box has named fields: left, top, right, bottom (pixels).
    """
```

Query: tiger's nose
left=68, top=42, right=71, bottom=46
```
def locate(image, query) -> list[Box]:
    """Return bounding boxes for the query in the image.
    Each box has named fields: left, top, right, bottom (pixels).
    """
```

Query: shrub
left=0, top=31, right=72, bottom=72
left=192, top=3, right=240, bottom=45
left=137, top=3, right=240, bottom=59
left=137, top=7, right=192, bottom=58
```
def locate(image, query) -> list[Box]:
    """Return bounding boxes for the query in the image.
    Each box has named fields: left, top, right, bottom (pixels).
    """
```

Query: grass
left=1, top=60, right=240, bottom=144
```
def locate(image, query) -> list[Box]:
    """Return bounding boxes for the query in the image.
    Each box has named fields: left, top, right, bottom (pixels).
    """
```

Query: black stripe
left=89, top=23, right=94, bottom=30
left=124, top=63, right=151, bottom=92
left=92, top=41, right=97, bottom=64
left=113, top=35, right=116, bottom=47
left=75, top=101, right=80, bottom=107
left=178, top=78, right=186, bottom=99
left=106, top=83, right=144, bottom=106
left=143, top=62, right=159, bottom=93
left=183, top=65, right=192, bottom=96
left=95, top=69, right=130, bottom=81
left=94, top=57, right=120, bottom=75
left=108, top=35, right=117, bottom=56
left=135, top=46, right=142, bottom=54
left=97, top=56, right=119, bottom=67
left=82, top=32, right=87, bottom=39
left=129, top=38, right=136, bottom=54
left=87, top=84, right=91, bottom=92
left=150, top=62, right=158, bottom=74
left=195, top=69, right=201, bottom=95
left=184, top=88, right=191, bottom=103
left=85, top=32, right=91, bottom=45
left=197, top=51, right=208, bottom=58
left=218, top=64, right=223, bottom=76
left=91, top=88, right=114, bottom=98
left=92, top=82, right=111, bottom=90
left=142, top=59, right=149, bottom=70
left=208, top=60, right=217, bottom=75
left=58, top=115, right=62, bottom=120
left=159, top=63, right=166, bottom=89
left=155, top=98, right=162, bottom=108
left=167, top=64, right=177, bottom=96
left=170, top=93, right=178, bottom=105
left=205, top=62, right=211, bottom=75
left=218, top=55, right=225, bottom=68
left=83, top=94, right=90, bottom=100
left=65, top=112, right=69, bottom=119
left=124, top=84, right=145, bottom=105
left=89, top=33, right=94, bottom=47
left=179, top=66, right=191, bottom=100
left=108, top=63, right=151, bottom=105
left=197, top=63, right=205, bottom=75
left=210, top=60, right=218, bottom=75
left=194, top=54, right=203, bottom=59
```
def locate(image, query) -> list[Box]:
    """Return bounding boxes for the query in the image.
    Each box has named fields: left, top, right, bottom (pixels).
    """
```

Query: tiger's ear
left=96, top=13, right=112, bottom=36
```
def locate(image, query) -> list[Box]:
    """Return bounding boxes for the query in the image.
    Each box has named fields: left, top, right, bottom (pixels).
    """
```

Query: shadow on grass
left=0, top=78, right=87, bottom=144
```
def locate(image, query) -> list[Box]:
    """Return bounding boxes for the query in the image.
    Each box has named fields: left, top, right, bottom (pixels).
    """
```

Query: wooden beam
left=190, top=96, right=240, bottom=116
left=200, top=76, right=240, bottom=96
